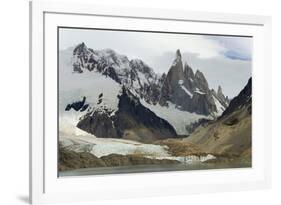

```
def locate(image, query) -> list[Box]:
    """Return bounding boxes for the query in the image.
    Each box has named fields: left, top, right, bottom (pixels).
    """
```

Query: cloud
left=206, top=36, right=253, bottom=61
left=60, top=28, right=226, bottom=59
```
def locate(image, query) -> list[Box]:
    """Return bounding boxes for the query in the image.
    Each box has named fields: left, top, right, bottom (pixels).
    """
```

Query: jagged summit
left=73, top=42, right=88, bottom=55
left=215, top=85, right=230, bottom=107
left=217, top=85, right=224, bottom=99
left=172, top=49, right=183, bottom=69
left=69, top=45, right=229, bottom=116
left=183, top=62, right=195, bottom=80
left=194, top=69, right=204, bottom=78
left=217, top=85, right=222, bottom=94
left=70, top=43, right=162, bottom=104
left=193, top=70, right=209, bottom=94
left=176, top=49, right=182, bottom=58
left=159, top=50, right=229, bottom=116
left=171, top=50, right=184, bottom=78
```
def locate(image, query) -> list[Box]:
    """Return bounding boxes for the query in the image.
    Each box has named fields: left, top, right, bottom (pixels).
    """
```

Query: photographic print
left=58, top=27, right=252, bottom=177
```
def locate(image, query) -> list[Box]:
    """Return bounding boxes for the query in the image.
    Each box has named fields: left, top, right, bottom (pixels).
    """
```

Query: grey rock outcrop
left=77, top=87, right=178, bottom=143
left=221, top=78, right=251, bottom=118
left=65, top=96, right=89, bottom=112
left=159, top=49, right=226, bottom=116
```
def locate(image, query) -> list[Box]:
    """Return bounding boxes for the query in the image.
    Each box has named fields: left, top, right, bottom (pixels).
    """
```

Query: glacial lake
left=59, top=162, right=251, bottom=177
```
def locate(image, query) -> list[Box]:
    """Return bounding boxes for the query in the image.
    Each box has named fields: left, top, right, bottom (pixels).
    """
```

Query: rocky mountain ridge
left=76, top=87, right=178, bottom=143
left=159, top=49, right=229, bottom=116
left=70, top=43, right=229, bottom=116
left=72, top=42, right=162, bottom=105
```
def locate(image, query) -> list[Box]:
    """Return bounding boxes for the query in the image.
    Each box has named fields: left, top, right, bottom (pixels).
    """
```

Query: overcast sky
left=59, top=28, right=252, bottom=98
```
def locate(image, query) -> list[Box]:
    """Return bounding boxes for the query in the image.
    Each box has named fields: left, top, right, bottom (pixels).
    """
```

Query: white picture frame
left=30, top=1, right=272, bottom=204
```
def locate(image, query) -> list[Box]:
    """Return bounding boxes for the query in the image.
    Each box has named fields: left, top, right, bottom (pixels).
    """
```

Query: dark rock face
left=159, top=50, right=225, bottom=116
left=77, top=109, right=119, bottom=139
left=159, top=50, right=187, bottom=107
left=80, top=104, right=89, bottom=112
left=194, top=70, right=209, bottom=93
left=221, top=78, right=252, bottom=117
left=77, top=87, right=178, bottom=143
left=103, top=66, right=122, bottom=84
left=65, top=96, right=88, bottom=112
left=190, top=93, right=216, bottom=115
left=115, top=87, right=178, bottom=140
left=183, top=63, right=196, bottom=91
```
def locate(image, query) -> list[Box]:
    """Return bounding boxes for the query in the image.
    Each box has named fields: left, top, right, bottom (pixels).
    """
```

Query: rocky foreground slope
left=59, top=144, right=179, bottom=171
left=184, top=78, right=252, bottom=161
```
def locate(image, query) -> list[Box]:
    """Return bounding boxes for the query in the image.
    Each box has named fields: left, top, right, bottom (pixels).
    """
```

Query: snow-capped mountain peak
left=69, top=45, right=229, bottom=116
left=70, top=42, right=162, bottom=104
left=60, top=45, right=230, bottom=137
left=159, top=49, right=229, bottom=116
left=73, top=42, right=89, bottom=55
left=176, top=49, right=182, bottom=58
